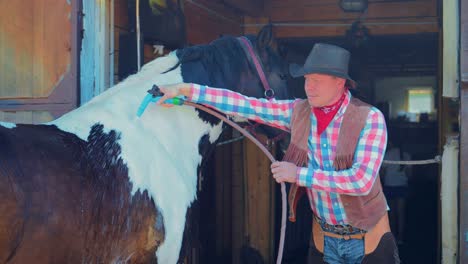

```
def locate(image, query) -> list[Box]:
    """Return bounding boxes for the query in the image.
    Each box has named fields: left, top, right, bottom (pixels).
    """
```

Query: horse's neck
left=180, top=40, right=250, bottom=90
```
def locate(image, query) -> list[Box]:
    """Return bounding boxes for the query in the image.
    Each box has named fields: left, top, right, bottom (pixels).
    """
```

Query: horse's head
left=176, top=25, right=291, bottom=148
left=242, top=25, right=292, bottom=147
left=237, top=25, right=290, bottom=100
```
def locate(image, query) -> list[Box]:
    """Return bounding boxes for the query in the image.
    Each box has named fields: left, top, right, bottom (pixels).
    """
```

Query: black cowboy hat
left=289, top=43, right=357, bottom=88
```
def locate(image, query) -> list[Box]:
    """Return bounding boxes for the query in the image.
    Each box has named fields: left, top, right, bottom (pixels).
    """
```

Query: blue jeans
left=323, top=236, right=365, bottom=264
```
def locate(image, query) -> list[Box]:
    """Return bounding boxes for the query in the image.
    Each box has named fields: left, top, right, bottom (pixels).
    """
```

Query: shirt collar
left=336, top=90, right=352, bottom=118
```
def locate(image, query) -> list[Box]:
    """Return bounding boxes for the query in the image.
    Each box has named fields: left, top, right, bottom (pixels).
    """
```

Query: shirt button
left=333, top=202, right=338, bottom=206
left=323, top=143, right=327, bottom=147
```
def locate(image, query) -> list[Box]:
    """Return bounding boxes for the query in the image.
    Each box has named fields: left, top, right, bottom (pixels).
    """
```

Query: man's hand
left=271, top=161, right=298, bottom=183
left=157, top=83, right=193, bottom=107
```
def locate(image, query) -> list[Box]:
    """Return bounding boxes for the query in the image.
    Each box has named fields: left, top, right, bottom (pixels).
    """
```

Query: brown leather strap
left=321, top=231, right=365, bottom=240
left=312, top=219, right=325, bottom=253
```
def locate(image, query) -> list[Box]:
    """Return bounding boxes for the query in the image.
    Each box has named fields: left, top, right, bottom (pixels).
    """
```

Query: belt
left=321, top=230, right=366, bottom=240
left=314, top=215, right=366, bottom=236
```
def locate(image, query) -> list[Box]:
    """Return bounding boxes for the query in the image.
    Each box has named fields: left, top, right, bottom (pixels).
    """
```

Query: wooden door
left=0, top=0, right=79, bottom=124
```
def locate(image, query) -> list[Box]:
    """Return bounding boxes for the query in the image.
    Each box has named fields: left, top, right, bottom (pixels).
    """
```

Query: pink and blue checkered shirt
left=189, top=84, right=387, bottom=225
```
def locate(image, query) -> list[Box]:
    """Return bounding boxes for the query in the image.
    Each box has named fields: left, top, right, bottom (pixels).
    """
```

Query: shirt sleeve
left=188, top=83, right=297, bottom=131
left=296, top=108, right=388, bottom=196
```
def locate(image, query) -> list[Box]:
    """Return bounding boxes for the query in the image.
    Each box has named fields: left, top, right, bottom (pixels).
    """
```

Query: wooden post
left=214, top=129, right=233, bottom=260
left=231, top=130, right=245, bottom=264
left=459, top=0, right=468, bottom=262
left=243, top=134, right=276, bottom=263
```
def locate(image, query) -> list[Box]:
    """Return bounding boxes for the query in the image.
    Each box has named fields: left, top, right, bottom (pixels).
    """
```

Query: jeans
left=323, top=236, right=365, bottom=264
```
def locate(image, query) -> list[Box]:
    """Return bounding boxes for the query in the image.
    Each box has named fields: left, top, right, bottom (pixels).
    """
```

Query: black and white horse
left=0, top=26, right=290, bottom=263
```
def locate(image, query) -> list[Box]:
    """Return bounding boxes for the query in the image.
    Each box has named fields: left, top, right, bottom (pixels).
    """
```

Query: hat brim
left=289, top=63, right=357, bottom=88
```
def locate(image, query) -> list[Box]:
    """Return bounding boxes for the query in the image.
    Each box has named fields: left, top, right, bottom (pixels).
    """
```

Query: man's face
left=304, top=73, right=346, bottom=107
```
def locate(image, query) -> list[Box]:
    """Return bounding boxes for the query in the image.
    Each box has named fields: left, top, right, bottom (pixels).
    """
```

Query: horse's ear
left=256, top=24, right=278, bottom=51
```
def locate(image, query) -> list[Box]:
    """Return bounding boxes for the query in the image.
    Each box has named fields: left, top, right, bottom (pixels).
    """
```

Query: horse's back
left=0, top=124, right=163, bottom=263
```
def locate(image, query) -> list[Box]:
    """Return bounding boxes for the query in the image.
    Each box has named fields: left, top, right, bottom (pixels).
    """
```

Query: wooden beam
left=460, top=82, right=468, bottom=263
left=222, top=0, right=264, bottom=17
left=244, top=19, right=439, bottom=37
left=268, top=0, right=434, bottom=8
left=266, top=0, right=437, bottom=22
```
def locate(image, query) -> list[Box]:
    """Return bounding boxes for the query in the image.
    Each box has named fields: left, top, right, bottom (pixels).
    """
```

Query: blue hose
left=136, top=94, right=185, bottom=117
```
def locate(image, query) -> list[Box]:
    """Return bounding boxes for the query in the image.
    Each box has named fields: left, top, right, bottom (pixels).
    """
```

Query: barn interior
left=0, top=0, right=458, bottom=263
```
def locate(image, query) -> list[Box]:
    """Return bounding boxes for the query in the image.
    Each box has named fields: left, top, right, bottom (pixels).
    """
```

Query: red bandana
left=313, top=91, right=346, bottom=135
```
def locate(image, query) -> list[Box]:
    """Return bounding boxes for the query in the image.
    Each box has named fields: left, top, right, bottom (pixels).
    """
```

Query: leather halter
left=237, top=36, right=289, bottom=147
left=237, top=36, right=275, bottom=100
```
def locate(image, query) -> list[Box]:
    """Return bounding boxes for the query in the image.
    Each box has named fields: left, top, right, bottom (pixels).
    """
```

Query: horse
left=0, top=25, right=290, bottom=263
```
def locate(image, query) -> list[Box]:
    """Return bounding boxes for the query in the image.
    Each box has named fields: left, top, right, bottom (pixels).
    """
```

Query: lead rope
left=183, top=101, right=287, bottom=264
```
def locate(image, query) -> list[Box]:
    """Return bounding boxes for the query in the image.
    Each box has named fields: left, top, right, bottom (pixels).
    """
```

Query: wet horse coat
left=0, top=27, right=289, bottom=264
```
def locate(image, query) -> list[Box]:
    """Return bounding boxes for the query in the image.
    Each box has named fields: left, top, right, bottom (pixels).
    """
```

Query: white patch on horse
left=0, top=121, right=16, bottom=129
left=50, top=52, right=223, bottom=264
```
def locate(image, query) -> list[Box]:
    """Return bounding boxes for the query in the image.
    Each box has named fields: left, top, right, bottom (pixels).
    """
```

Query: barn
left=0, top=0, right=465, bottom=263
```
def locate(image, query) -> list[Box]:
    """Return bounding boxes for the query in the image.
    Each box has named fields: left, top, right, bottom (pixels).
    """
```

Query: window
left=407, top=88, right=433, bottom=114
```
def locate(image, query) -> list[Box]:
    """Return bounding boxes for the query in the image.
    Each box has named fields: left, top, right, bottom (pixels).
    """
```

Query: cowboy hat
left=289, top=43, right=357, bottom=88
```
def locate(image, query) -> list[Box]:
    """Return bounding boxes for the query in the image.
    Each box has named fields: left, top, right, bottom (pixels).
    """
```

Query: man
left=158, top=43, right=399, bottom=263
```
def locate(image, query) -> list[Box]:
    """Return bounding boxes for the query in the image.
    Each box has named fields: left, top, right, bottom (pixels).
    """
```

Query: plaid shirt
left=189, top=84, right=387, bottom=225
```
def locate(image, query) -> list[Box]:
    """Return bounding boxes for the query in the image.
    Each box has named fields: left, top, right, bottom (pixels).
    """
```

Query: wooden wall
left=245, top=0, right=439, bottom=37
left=185, top=0, right=242, bottom=44
left=241, top=136, right=277, bottom=263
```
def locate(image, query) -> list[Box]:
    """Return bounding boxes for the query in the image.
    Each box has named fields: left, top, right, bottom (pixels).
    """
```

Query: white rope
left=218, top=135, right=442, bottom=166
left=382, top=155, right=441, bottom=165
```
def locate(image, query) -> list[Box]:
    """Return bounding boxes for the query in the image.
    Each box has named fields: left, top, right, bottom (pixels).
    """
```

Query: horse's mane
left=165, top=36, right=254, bottom=89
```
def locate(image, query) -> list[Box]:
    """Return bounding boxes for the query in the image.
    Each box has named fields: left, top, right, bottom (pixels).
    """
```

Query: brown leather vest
left=284, top=98, right=387, bottom=231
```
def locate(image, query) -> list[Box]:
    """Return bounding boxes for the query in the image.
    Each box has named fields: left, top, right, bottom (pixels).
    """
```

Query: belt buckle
left=333, top=225, right=348, bottom=235
left=315, top=216, right=360, bottom=236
